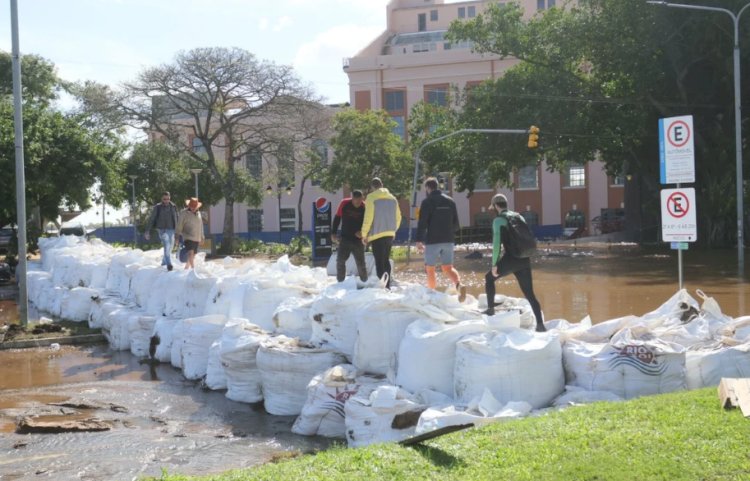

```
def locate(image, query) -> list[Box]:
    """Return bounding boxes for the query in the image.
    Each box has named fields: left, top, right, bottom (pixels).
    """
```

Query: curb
left=0, top=334, right=107, bottom=350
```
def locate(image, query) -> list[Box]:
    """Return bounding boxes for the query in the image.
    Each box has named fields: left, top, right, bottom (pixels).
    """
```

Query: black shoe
left=167, top=265, right=173, bottom=272
left=535, top=324, right=547, bottom=333
left=482, top=308, right=495, bottom=316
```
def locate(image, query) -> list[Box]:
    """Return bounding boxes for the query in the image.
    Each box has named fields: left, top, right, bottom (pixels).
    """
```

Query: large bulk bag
left=130, top=267, right=164, bottom=308
left=204, top=277, right=247, bottom=318
left=151, top=317, right=178, bottom=363
left=60, top=287, right=99, bottom=322
left=205, top=340, right=227, bottom=390
left=242, top=285, right=300, bottom=332
left=26, top=270, right=52, bottom=310
left=170, top=319, right=186, bottom=369
left=181, top=315, right=228, bottom=380
left=102, top=307, right=137, bottom=351
left=325, top=251, right=377, bottom=279
left=273, top=297, right=315, bottom=340
left=454, top=329, right=564, bottom=409
left=563, top=328, right=686, bottom=399
left=292, top=364, right=383, bottom=438
left=352, top=306, right=418, bottom=376
left=128, top=315, right=158, bottom=357
left=88, top=297, right=125, bottom=329
left=344, top=385, right=425, bottom=448
left=105, top=250, right=142, bottom=295
left=219, top=319, right=267, bottom=403
left=686, top=343, right=750, bottom=389
left=257, top=336, right=347, bottom=416
left=396, top=319, right=490, bottom=397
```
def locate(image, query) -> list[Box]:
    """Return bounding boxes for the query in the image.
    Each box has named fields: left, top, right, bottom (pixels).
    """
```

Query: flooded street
left=0, top=243, right=747, bottom=480
left=0, top=346, right=332, bottom=481
left=396, top=243, right=749, bottom=323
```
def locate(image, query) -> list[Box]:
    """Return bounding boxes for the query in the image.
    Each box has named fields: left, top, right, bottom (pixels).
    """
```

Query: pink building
left=344, top=0, right=624, bottom=237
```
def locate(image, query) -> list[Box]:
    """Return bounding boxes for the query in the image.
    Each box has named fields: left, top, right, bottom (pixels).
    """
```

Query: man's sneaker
left=167, top=265, right=173, bottom=272
left=457, top=284, right=467, bottom=303
left=482, top=308, right=495, bottom=316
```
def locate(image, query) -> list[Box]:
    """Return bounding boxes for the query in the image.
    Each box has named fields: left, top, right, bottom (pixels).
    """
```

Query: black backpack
left=500, top=211, right=537, bottom=258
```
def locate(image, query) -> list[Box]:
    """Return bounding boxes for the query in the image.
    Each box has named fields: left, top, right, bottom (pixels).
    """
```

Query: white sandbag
left=396, top=319, right=490, bottom=397
left=273, top=297, right=314, bottom=340
left=565, top=315, right=641, bottom=343
left=60, top=287, right=99, bottom=322
left=145, top=270, right=174, bottom=317
left=292, top=364, right=383, bottom=438
left=220, top=319, right=267, bottom=404
left=151, top=317, right=178, bottom=363
left=686, top=343, right=750, bottom=390
left=171, top=319, right=186, bottom=368
left=130, top=267, right=164, bottom=308
left=128, top=315, right=158, bottom=357
left=325, top=251, right=377, bottom=279
left=205, top=340, right=227, bottom=390
left=352, top=307, right=418, bottom=375
left=26, top=271, right=52, bottom=310
left=47, top=287, right=66, bottom=318
left=553, top=385, right=623, bottom=406
left=454, top=329, right=564, bottom=409
left=309, top=289, right=404, bottom=358
left=243, top=285, right=303, bottom=332
left=563, top=328, right=686, bottom=399
left=102, top=307, right=136, bottom=351
left=88, top=297, right=124, bottom=329
left=415, top=389, right=532, bottom=435
left=731, top=316, right=750, bottom=342
left=477, top=293, right=535, bottom=329
left=257, top=336, right=348, bottom=416
left=182, top=315, right=228, bottom=380
left=88, top=260, right=110, bottom=289
left=164, top=271, right=217, bottom=319
left=344, top=385, right=425, bottom=448
left=204, top=277, right=247, bottom=318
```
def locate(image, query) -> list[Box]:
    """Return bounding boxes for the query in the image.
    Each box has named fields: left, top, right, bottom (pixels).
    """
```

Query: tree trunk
left=296, top=177, right=308, bottom=236
left=220, top=194, right=235, bottom=254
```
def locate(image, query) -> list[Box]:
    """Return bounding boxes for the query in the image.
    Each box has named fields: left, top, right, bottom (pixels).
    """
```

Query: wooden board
left=398, top=424, right=474, bottom=446
left=718, top=378, right=750, bottom=417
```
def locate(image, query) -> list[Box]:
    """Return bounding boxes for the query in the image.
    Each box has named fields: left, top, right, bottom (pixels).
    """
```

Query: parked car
left=0, top=262, right=10, bottom=283
left=0, top=227, right=13, bottom=251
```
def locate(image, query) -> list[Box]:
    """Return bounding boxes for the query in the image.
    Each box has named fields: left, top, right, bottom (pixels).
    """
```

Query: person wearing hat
left=415, top=177, right=466, bottom=302
left=175, top=197, right=204, bottom=270
left=144, top=191, right=178, bottom=271
left=361, top=177, right=401, bottom=289
left=485, top=193, right=546, bottom=332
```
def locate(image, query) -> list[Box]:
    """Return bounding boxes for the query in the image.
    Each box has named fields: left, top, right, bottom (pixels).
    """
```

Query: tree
left=118, top=47, right=324, bottom=253
left=0, top=52, right=126, bottom=235
left=445, top=0, right=750, bottom=246
left=321, top=108, right=413, bottom=197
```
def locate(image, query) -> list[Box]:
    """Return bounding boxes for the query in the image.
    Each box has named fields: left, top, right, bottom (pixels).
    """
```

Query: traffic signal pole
left=406, top=127, right=536, bottom=263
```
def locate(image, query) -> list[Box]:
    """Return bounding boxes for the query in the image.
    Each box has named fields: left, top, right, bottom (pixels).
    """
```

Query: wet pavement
left=0, top=346, right=332, bottom=480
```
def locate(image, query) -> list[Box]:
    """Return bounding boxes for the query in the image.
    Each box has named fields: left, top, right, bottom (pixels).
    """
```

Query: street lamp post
left=129, top=175, right=138, bottom=248
left=190, top=168, right=202, bottom=198
left=648, top=1, right=749, bottom=275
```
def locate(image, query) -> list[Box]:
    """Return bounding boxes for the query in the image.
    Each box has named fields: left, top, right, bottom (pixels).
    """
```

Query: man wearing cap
left=331, top=190, right=368, bottom=283
left=416, top=177, right=466, bottom=302
left=361, top=177, right=402, bottom=289
left=175, top=197, right=204, bottom=270
left=485, top=193, right=546, bottom=332
left=144, top=191, right=178, bottom=271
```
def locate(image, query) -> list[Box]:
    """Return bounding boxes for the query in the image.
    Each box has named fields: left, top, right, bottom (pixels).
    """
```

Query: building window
left=458, top=6, right=465, bottom=18
left=391, top=115, right=406, bottom=139
left=418, top=13, right=426, bottom=32
left=522, top=211, right=539, bottom=227
left=565, top=209, right=586, bottom=229
left=247, top=209, right=263, bottom=232
left=430, top=9, right=438, bottom=21
left=468, top=6, right=476, bottom=17
left=548, top=0, right=556, bottom=7
left=192, top=137, right=206, bottom=155
left=518, top=165, right=538, bottom=189
left=426, top=86, right=448, bottom=106
left=611, top=174, right=625, bottom=186
left=245, top=149, right=262, bottom=178
left=279, top=208, right=296, bottom=232
left=384, top=90, right=405, bottom=111
left=565, top=165, right=586, bottom=188
left=474, top=172, right=494, bottom=191
left=537, top=0, right=545, bottom=10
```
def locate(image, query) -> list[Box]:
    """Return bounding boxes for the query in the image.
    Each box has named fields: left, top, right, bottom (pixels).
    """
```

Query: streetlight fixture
left=648, top=0, right=749, bottom=275
left=190, top=168, right=202, bottom=198
left=129, top=174, right=138, bottom=248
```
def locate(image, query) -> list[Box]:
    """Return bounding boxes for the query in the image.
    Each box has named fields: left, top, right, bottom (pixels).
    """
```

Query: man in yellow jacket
left=361, top=177, right=402, bottom=289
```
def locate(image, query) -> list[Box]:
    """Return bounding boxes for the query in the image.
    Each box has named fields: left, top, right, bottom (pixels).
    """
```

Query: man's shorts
left=183, top=240, right=200, bottom=253
left=424, top=242, right=455, bottom=266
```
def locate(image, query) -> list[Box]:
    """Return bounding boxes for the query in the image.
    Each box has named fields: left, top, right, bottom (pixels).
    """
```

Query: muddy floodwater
left=0, top=243, right=747, bottom=480
left=398, top=243, right=749, bottom=322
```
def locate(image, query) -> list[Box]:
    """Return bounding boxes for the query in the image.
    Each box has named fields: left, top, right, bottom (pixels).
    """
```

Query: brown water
left=397, top=243, right=749, bottom=323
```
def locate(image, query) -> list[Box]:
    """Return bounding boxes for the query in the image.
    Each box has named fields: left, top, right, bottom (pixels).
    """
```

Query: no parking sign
left=660, top=188, right=697, bottom=242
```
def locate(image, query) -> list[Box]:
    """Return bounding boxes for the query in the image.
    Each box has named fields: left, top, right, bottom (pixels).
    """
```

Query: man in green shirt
left=484, top=194, right=546, bottom=332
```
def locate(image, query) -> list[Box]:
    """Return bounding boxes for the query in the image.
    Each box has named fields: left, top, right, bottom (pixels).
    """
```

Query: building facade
left=343, top=0, right=624, bottom=237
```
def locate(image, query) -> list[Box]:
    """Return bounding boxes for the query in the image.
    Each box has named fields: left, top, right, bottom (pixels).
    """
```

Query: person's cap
left=488, top=193, right=508, bottom=210
left=186, top=197, right=202, bottom=210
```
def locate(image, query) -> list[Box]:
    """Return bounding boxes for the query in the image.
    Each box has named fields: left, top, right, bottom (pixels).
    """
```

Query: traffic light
left=527, top=125, right=540, bottom=149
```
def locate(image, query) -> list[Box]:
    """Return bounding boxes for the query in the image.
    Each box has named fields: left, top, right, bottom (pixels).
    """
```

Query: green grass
left=148, top=387, right=750, bottom=481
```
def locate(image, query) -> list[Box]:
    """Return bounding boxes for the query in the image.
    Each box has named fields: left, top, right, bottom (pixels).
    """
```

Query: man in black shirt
left=331, top=190, right=368, bottom=283
left=416, top=177, right=466, bottom=302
